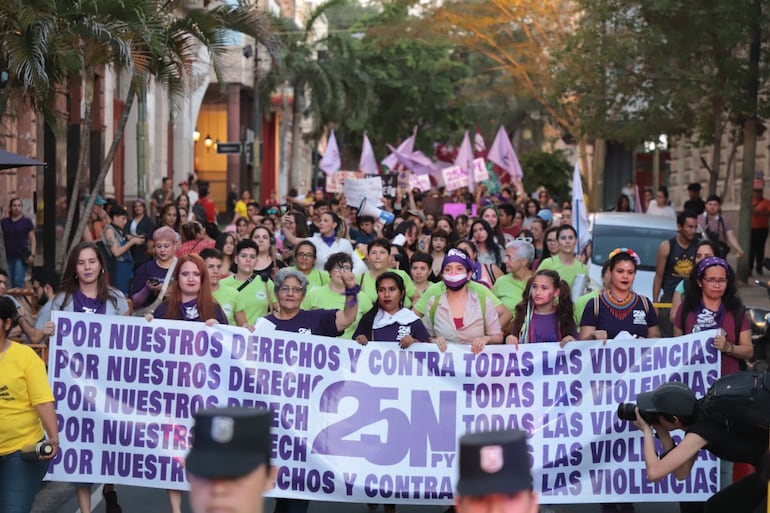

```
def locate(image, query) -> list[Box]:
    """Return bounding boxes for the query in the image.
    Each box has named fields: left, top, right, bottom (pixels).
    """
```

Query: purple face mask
left=442, top=272, right=469, bottom=291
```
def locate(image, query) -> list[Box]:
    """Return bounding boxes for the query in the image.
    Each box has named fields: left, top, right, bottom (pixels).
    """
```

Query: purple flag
left=386, top=145, right=436, bottom=175
left=382, top=128, right=416, bottom=170
left=359, top=132, right=378, bottom=174
left=487, top=125, right=523, bottom=180
left=319, top=129, right=341, bottom=175
left=455, top=131, right=475, bottom=192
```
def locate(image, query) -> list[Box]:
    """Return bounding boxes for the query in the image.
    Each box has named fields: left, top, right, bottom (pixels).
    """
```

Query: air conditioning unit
left=182, top=0, right=204, bottom=9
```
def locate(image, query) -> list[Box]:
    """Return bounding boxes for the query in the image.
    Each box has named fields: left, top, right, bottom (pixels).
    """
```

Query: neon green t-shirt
left=537, top=256, right=587, bottom=289
left=493, top=274, right=528, bottom=316
left=359, top=269, right=416, bottom=307
left=220, top=274, right=276, bottom=324
left=413, top=280, right=502, bottom=316
left=213, top=285, right=240, bottom=325
left=302, top=284, right=373, bottom=339
left=574, top=289, right=600, bottom=324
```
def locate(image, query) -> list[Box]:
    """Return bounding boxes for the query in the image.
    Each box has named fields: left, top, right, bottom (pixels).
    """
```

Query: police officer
left=186, top=408, right=276, bottom=513
left=454, top=429, right=538, bottom=513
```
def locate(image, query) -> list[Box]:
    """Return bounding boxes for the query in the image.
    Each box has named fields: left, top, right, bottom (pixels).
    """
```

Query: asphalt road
left=34, top=481, right=688, bottom=513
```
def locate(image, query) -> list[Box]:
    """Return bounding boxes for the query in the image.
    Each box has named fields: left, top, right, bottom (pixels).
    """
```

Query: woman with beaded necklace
left=579, top=248, right=660, bottom=341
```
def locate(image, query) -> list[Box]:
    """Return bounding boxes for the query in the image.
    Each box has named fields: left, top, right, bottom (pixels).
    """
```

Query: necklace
left=601, top=290, right=637, bottom=320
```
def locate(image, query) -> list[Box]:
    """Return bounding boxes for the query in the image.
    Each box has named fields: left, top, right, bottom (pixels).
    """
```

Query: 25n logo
left=311, top=381, right=456, bottom=467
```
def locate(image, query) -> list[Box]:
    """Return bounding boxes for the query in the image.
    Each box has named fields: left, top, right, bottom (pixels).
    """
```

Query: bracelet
left=343, top=285, right=361, bottom=296
left=345, top=296, right=358, bottom=307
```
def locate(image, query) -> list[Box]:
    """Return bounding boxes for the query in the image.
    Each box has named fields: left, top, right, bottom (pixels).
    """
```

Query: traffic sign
left=216, top=142, right=242, bottom=154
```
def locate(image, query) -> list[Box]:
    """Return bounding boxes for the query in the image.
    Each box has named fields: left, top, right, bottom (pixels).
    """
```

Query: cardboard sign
left=326, top=171, right=361, bottom=193
left=344, top=176, right=384, bottom=207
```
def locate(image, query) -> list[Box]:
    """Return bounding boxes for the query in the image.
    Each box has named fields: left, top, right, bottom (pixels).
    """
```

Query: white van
left=587, top=212, right=678, bottom=300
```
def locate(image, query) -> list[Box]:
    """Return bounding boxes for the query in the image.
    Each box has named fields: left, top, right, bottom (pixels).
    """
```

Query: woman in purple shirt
left=580, top=248, right=660, bottom=341
left=262, top=267, right=358, bottom=513
left=505, top=269, right=576, bottom=348
left=354, top=271, right=430, bottom=347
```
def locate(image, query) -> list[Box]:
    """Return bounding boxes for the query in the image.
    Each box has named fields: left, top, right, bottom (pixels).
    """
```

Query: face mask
left=442, top=273, right=468, bottom=291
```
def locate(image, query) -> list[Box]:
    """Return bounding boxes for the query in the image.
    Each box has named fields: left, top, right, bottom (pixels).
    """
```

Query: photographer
left=102, top=206, right=144, bottom=295
left=630, top=381, right=767, bottom=513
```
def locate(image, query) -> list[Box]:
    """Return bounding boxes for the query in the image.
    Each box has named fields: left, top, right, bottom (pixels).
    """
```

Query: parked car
left=587, top=212, right=678, bottom=299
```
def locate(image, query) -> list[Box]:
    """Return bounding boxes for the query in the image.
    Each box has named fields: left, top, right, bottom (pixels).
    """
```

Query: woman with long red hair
left=145, top=255, right=225, bottom=513
left=150, top=254, right=227, bottom=325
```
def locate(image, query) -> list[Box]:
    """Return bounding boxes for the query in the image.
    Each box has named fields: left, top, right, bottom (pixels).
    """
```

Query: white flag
left=359, top=132, right=378, bottom=174
left=319, top=130, right=341, bottom=175
left=571, top=161, right=591, bottom=253
left=455, top=131, right=475, bottom=192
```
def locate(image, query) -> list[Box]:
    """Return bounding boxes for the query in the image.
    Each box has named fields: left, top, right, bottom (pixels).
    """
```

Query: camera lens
left=616, top=402, right=638, bottom=421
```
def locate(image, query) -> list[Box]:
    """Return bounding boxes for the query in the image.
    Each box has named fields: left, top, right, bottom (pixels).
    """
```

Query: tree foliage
left=519, top=150, right=572, bottom=203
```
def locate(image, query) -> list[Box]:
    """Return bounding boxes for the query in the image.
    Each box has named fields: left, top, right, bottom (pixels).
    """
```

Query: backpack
left=700, top=370, right=770, bottom=431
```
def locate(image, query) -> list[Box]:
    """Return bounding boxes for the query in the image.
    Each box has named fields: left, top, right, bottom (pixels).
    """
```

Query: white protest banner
left=408, top=173, right=432, bottom=192
left=326, top=170, right=361, bottom=193
left=344, top=176, right=384, bottom=207
left=441, top=165, right=469, bottom=191
left=472, top=157, right=489, bottom=182
left=46, top=312, right=720, bottom=505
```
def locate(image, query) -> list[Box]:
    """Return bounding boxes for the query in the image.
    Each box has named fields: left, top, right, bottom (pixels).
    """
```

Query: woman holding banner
left=145, top=253, right=226, bottom=513
left=579, top=248, right=659, bottom=342
left=0, top=296, right=59, bottom=513
left=264, top=266, right=359, bottom=513
left=31, top=241, right=127, bottom=513
left=422, top=248, right=503, bottom=354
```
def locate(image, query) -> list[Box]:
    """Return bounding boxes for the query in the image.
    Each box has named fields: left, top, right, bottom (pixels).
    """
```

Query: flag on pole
left=474, top=127, right=487, bottom=158
left=455, top=131, right=475, bottom=192
left=382, top=128, right=417, bottom=170
left=359, top=132, right=378, bottom=174
left=572, top=160, right=591, bottom=253
left=319, top=130, right=341, bottom=175
left=487, top=125, right=523, bottom=181
left=386, top=144, right=436, bottom=175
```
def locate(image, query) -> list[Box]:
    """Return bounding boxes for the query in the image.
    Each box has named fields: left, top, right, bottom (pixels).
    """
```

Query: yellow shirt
left=0, top=342, right=54, bottom=455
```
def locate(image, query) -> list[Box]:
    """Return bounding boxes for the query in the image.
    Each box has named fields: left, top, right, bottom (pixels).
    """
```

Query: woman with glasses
left=262, top=267, right=358, bottom=513
left=674, top=256, right=751, bottom=371
left=579, top=248, right=659, bottom=341
left=301, top=252, right=373, bottom=339
left=289, top=240, right=330, bottom=290
left=539, top=226, right=560, bottom=265
left=537, top=224, right=587, bottom=289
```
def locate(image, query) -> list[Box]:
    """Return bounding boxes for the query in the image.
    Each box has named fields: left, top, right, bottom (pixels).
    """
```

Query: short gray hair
left=273, top=267, right=308, bottom=295
left=506, top=240, right=535, bottom=266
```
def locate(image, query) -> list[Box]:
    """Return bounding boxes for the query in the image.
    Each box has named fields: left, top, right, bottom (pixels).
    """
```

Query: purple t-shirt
left=132, top=260, right=173, bottom=294
left=580, top=294, right=658, bottom=338
left=265, top=309, right=341, bottom=337
left=154, top=299, right=228, bottom=325
left=1, top=216, right=34, bottom=259
left=529, top=311, right=559, bottom=343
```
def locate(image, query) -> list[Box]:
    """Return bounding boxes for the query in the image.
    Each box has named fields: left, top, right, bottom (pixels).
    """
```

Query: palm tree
left=259, top=0, right=372, bottom=188
left=0, top=0, right=278, bottom=266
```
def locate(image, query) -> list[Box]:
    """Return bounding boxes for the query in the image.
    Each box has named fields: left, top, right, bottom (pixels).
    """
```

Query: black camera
left=617, top=403, right=658, bottom=424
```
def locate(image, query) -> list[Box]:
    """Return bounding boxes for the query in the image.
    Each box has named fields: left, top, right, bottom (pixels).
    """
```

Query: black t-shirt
left=686, top=408, right=767, bottom=468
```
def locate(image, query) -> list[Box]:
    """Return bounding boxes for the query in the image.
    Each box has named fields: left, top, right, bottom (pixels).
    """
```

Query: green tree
left=519, top=150, right=572, bottom=203
left=0, top=0, right=278, bottom=267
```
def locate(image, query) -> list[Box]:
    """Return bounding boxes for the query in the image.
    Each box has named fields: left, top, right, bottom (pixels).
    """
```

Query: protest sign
left=409, top=173, right=432, bottom=192
left=472, top=157, right=489, bottom=182
left=326, top=171, right=361, bottom=193
left=344, top=176, right=384, bottom=207
left=443, top=203, right=477, bottom=218
left=441, top=165, right=469, bottom=192
left=47, top=312, right=720, bottom=505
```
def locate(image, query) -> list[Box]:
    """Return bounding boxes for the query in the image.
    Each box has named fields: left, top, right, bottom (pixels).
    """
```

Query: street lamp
left=193, top=127, right=200, bottom=143
left=204, top=134, right=213, bottom=151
